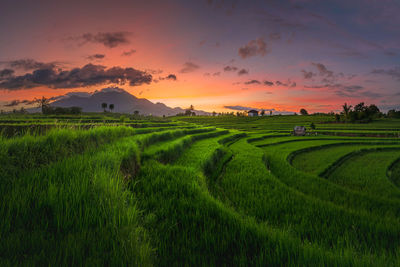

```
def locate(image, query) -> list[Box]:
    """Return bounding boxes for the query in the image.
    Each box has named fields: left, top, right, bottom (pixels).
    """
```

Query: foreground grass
left=2, top=114, right=400, bottom=266
left=0, top=136, right=153, bottom=266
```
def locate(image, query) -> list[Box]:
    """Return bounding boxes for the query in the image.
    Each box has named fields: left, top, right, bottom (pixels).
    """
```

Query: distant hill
left=45, top=87, right=209, bottom=116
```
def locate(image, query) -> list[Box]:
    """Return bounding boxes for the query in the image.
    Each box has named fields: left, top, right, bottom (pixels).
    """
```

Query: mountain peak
left=93, top=87, right=128, bottom=94
left=49, top=87, right=209, bottom=116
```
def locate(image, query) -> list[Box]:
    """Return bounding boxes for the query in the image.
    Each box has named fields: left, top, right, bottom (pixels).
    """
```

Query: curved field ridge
left=388, top=158, right=400, bottom=188
left=288, top=142, right=400, bottom=176
left=324, top=148, right=400, bottom=198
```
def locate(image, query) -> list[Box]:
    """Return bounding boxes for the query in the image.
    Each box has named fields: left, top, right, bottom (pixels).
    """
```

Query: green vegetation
left=1, top=113, right=400, bottom=266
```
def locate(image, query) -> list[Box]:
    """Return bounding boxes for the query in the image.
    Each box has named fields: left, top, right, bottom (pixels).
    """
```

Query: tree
left=354, top=102, right=366, bottom=113
left=300, top=108, right=308, bottom=115
left=310, top=122, right=316, bottom=130
left=334, top=113, right=341, bottom=122
left=269, top=110, right=272, bottom=116
left=134, top=110, right=140, bottom=116
left=260, top=109, right=265, bottom=116
left=212, top=111, right=217, bottom=116
left=185, top=105, right=195, bottom=116
left=37, top=96, right=50, bottom=114
left=367, top=104, right=380, bottom=117
left=101, top=102, right=107, bottom=112
left=109, top=104, right=114, bottom=112
left=342, top=103, right=352, bottom=120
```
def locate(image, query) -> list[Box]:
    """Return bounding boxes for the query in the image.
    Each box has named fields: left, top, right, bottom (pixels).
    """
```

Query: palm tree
left=109, top=104, right=114, bottom=112
left=37, top=96, right=50, bottom=114
left=342, top=103, right=352, bottom=119
left=101, top=102, right=107, bottom=112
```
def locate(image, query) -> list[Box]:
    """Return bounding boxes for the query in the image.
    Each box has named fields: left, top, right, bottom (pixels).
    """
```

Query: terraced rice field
left=1, top=114, right=400, bottom=266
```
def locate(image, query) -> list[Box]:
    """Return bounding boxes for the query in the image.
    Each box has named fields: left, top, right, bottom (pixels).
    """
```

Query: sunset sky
left=1, top=0, right=399, bottom=113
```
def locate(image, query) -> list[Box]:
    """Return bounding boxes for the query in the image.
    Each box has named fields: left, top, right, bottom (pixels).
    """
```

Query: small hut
left=293, top=126, right=306, bottom=136
left=248, top=110, right=259, bottom=117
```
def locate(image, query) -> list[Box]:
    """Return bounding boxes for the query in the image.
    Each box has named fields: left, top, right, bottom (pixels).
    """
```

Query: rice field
left=1, top=114, right=400, bottom=266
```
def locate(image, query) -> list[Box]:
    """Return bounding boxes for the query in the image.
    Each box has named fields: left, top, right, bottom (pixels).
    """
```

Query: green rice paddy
left=1, top=113, right=399, bottom=266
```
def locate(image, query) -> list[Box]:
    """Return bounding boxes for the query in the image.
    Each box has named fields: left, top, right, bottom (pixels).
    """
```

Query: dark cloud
left=121, top=49, right=137, bottom=56
left=301, top=70, right=315, bottom=79
left=166, top=74, right=177, bottom=80
left=0, top=69, right=14, bottom=79
left=4, top=100, right=21, bottom=107
left=244, top=79, right=261, bottom=85
left=224, top=105, right=261, bottom=111
left=224, top=65, right=238, bottom=72
left=0, top=63, right=152, bottom=90
left=224, top=105, right=277, bottom=112
left=305, top=83, right=369, bottom=98
left=361, top=91, right=383, bottom=98
left=86, top=54, right=105, bottom=60
left=263, top=80, right=274, bottom=86
left=237, top=69, right=249, bottom=75
left=2, top=59, right=56, bottom=71
left=179, top=62, right=200, bottom=73
left=305, top=84, right=363, bottom=92
left=238, top=38, right=268, bottom=59
left=77, top=32, right=131, bottom=48
left=4, top=98, right=38, bottom=107
left=371, top=67, right=400, bottom=81
left=312, top=62, right=334, bottom=77
left=159, top=74, right=177, bottom=81
left=276, top=80, right=296, bottom=87
left=204, top=72, right=220, bottom=77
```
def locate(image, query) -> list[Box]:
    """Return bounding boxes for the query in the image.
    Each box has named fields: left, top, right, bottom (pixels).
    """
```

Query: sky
left=0, top=0, right=399, bottom=113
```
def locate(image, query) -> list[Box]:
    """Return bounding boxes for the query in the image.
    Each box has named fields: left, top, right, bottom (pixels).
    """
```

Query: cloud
left=263, top=80, right=274, bottom=86
left=237, top=69, right=249, bottom=75
left=224, top=65, right=238, bottom=72
left=0, top=69, right=14, bottom=79
left=301, top=70, right=315, bottom=79
left=121, top=49, right=137, bottom=56
left=179, top=62, right=200, bottom=73
left=371, top=67, right=400, bottom=81
left=1, top=59, right=56, bottom=71
left=276, top=80, right=296, bottom=87
left=361, top=91, right=383, bottom=98
left=86, top=54, right=105, bottom=60
left=238, top=37, right=269, bottom=59
left=311, top=62, right=334, bottom=77
left=204, top=71, right=221, bottom=77
left=4, top=100, right=22, bottom=107
left=0, top=63, right=152, bottom=90
left=224, top=105, right=261, bottom=111
left=159, top=74, right=177, bottom=81
left=76, top=32, right=131, bottom=48
left=4, top=98, right=38, bottom=107
left=244, top=79, right=261, bottom=85
left=224, top=105, right=278, bottom=112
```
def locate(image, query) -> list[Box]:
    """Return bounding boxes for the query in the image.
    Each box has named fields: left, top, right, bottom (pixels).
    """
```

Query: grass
left=1, top=113, right=400, bottom=266
left=326, top=148, right=400, bottom=199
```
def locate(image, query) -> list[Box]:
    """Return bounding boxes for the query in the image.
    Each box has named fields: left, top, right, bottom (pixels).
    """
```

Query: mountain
left=47, top=87, right=209, bottom=116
